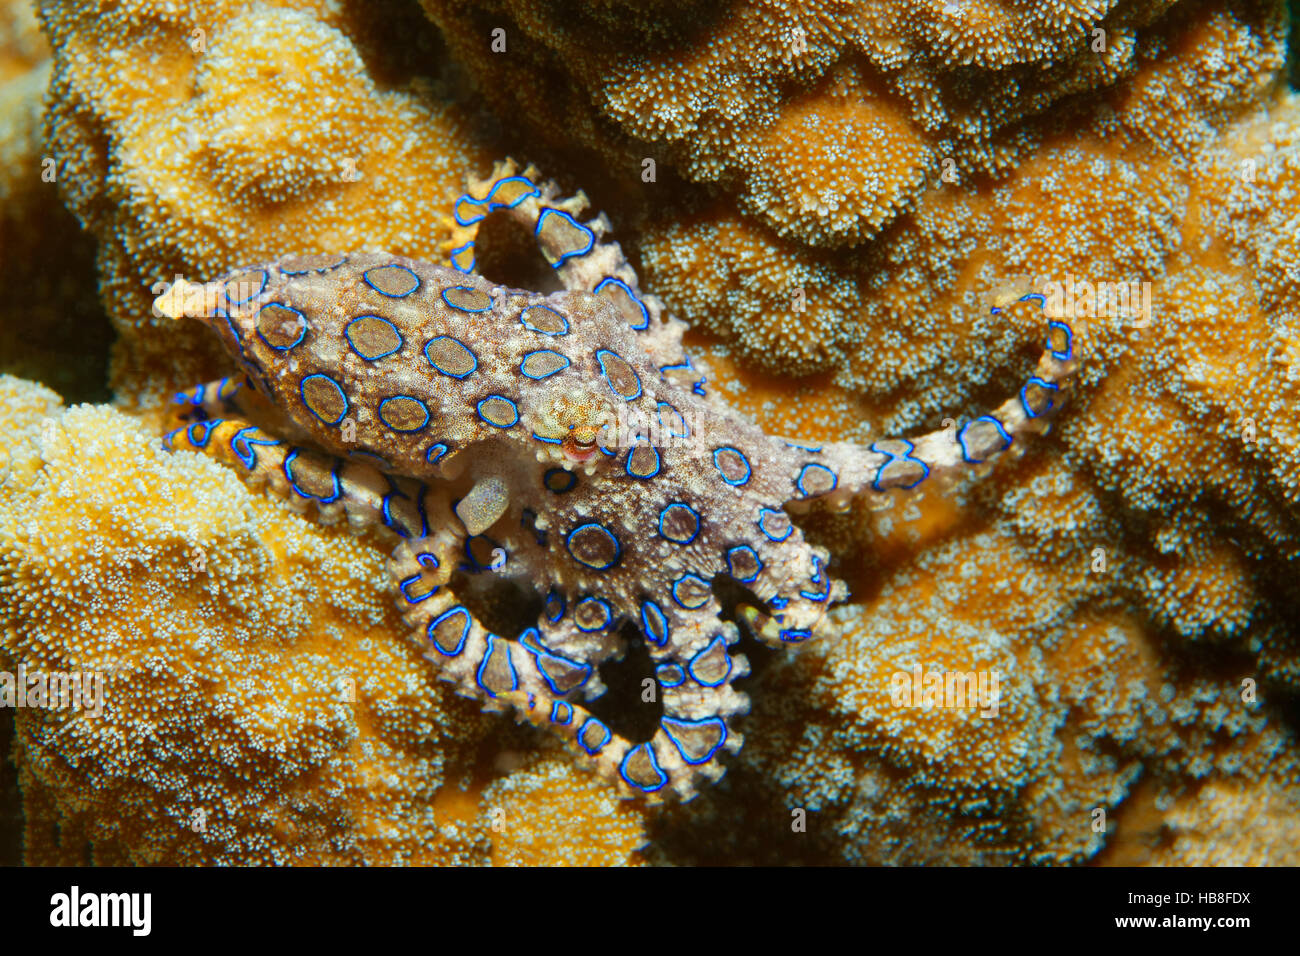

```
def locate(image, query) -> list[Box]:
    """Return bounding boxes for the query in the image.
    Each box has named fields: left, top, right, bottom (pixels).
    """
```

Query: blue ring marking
left=460, top=534, right=504, bottom=573
left=869, top=439, right=930, bottom=491
left=656, top=663, right=686, bottom=688
left=519, top=305, right=569, bottom=336
left=595, top=349, right=642, bottom=401
left=1048, top=319, right=1074, bottom=361
left=659, top=355, right=695, bottom=377
left=381, top=486, right=409, bottom=538
left=688, top=635, right=732, bottom=687
left=544, top=468, right=577, bottom=493
left=344, top=314, right=403, bottom=360
left=520, top=349, right=571, bottom=380
left=574, top=596, right=613, bottom=632
left=577, top=717, right=612, bottom=755
left=161, top=425, right=185, bottom=450
left=661, top=715, right=728, bottom=765
left=795, top=462, right=838, bottom=496
left=565, top=523, right=622, bottom=571
left=725, top=545, right=763, bottom=584
left=671, top=573, right=711, bottom=610
left=656, top=401, right=689, bottom=439
left=363, top=264, right=420, bottom=298
left=625, top=442, right=661, bottom=480
left=185, top=420, right=221, bottom=448
left=957, top=415, right=1013, bottom=464
left=532, top=432, right=563, bottom=445
left=448, top=241, right=476, bottom=273
left=283, top=448, right=342, bottom=504
left=256, top=303, right=307, bottom=350
left=426, top=442, right=450, bottom=464
left=757, top=507, right=792, bottom=543
left=536, top=207, right=596, bottom=266
left=424, top=335, right=478, bottom=378
left=217, top=377, right=240, bottom=402
left=413, top=486, right=433, bottom=539
left=452, top=175, right=540, bottom=226
left=693, top=379, right=708, bottom=397
left=594, top=276, right=650, bottom=331
left=619, top=743, right=669, bottom=792
left=545, top=589, right=566, bottom=623
left=378, top=395, right=431, bottom=433
left=712, top=446, right=752, bottom=486
left=520, top=632, right=592, bottom=696
left=440, top=286, right=493, bottom=313
left=779, top=628, right=812, bottom=643
left=230, top=426, right=281, bottom=470
left=800, top=556, right=831, bottom=602
left=658, top=503, right=701, bottom=545
left=640, top=600, right=670, bottom=647
left=1019, top=376, right=1060, bottom=418
left=475, top=634, right=518, bottom=697
left=225, top=269, right=268, bottom=305
left=596, top=423, right=618, bottom=457
left=785, top=441, right=823, bottom=453
left=476, top=395, right=520, bottom=428
left=299, top=373, right=349, bottom=426
left=213, top=307, right=242, bottom=346
left=550, top=700, right=574, bottom=725
left=398, top=552, right=440, bottom=604
left=175, top=382, right=203, bottom=407
left=427, top=606, right=471, bottom=656
left=769, top=596, right=789, bottom=610
left=1018, top=292, right=1047, bottom=307
left=486, top=175, right=539, bottom=204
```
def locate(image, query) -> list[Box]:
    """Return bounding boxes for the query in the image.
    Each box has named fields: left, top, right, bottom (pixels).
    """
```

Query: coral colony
left=1, top=0, right=1298, bottom=864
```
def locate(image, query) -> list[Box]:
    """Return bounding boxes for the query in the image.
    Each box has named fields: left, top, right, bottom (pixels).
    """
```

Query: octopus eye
left=561, top=433, right=598, bottom=462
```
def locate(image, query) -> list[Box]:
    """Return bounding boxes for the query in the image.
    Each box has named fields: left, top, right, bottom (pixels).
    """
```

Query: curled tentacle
left=163, top=412, right=433, bottom=538
left=445, top=158, right=700, bottom=392
left=782, top=296, right=1078, bottom=502
left=390, top=538, right=749, bottom=803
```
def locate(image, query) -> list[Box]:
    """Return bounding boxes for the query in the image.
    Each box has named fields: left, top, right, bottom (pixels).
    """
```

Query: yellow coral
left=0, top=375, right=503, bottom=864
left=478, top=751, right=647, bottom=866
left=38, top=0, right=494, bottom=408
left=8, top=0, right=1299, bottom=867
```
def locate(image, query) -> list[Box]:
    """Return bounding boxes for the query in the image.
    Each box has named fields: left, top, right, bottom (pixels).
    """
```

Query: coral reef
left=420, top=0, right=1185, bottom=247
left=150, top=161, right=1074, bottom=802
left=0, top=373, right=655, bottom=864
left=1, top=0, right=1296, bottom=864
left=37, top=0, right=495, bottom=410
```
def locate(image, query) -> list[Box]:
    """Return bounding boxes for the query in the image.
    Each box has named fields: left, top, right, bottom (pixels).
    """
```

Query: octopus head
left=528, top=385, right=616, bottom=463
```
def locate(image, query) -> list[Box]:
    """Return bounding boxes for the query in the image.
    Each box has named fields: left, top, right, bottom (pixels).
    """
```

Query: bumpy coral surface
left=3, top=0, right=1298, bottom=865
left=0, top=0, right=107, bottom=401
left=38, top=0, right=495, bottom=410
left=0, top=373, right=656, bottom=864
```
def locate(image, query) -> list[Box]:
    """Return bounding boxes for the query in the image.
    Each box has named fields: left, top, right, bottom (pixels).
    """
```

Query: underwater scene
left=1, top=0, right=1299, bottom=867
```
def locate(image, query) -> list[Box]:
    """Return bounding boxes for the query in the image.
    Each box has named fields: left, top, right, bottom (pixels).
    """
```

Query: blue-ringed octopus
left=155, top=159, right=1077, bottom=802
